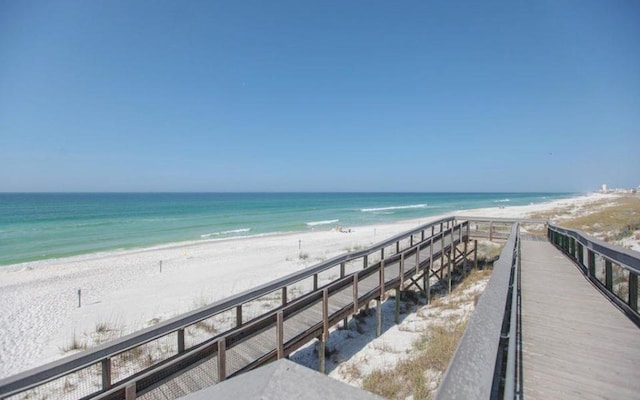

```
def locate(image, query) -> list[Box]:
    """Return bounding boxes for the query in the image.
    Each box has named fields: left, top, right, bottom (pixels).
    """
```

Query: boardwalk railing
left=548, top=223, right=640, bottom=324
left=435, top=223, right=521, bottom=400
left=1, top=217, right=474, bottom=400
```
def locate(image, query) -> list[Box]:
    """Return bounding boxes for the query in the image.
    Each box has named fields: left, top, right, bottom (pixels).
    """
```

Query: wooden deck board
left=521, top=239, right=640, bottom=400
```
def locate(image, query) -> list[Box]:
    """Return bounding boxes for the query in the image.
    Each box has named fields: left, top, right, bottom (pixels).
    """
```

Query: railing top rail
left=435, top=223, right=520, bottom=400
left=0, top=216, right=458, bottom=395
left=548, top=223, right=640, bottom=274
left=456, top=216, right=548, bottom=224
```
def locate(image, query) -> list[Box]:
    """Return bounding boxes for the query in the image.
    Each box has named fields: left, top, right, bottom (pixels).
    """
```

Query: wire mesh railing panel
left=111, top=334, right=177, bottom=384
left=317, top=266, right=340, bottom=288
left=5, top=363, right=102, bottom=400
left=242, top=292, right=282, bottom=323
left=612, top=265, right=630, bottom=303
left=594, top=254, right=606, bottom=283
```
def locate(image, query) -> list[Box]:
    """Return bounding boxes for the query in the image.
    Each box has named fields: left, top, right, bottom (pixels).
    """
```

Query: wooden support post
left=410, top=234, right=414, bottom=247
left=381, top=248, right=385, bottom=260
left=340, top=263, right=348, bottom=329
left=395, top=288, right=400, bottom=324
left=282, top=287, right=288, bottom=305
left=396, top=240, right=400, bottom=254
left=432, top=225, right=435, bottom=236
left=320, top=288, right=329, bottom=373
left=448, top=230, right=454, bottom=294
left=376, top=298, right=382, bottom=337
left=125, top=383, right=136, bottom=400
left=313, top=274, right=318, bottom=291
left=427, top=236, right=433, bottom=303
left=277, top=311, right=284, bottom=359
left=363, top=255, right=368, bottom=269
left=421, top=229, right=425, bottom=241
left=605, top=260, right=613, bottom=291
left=217, top=339, right=226, bottom=382
left=629, top=273, right=638, bottom=311
left=474, top=239, right=478, bottom=270
left=101, top=358, right=112, bottom=391
left=236, top=305, right=243, bottom=327
left=318, top=337, right=325, bottom=374
left=177, top=329, right=185, bottom=353
left=463, top=236, right=468, bottom=277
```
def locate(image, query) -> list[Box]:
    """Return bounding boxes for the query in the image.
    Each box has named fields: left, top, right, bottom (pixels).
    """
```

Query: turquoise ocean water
left=0, top=193, right=574, bottom=266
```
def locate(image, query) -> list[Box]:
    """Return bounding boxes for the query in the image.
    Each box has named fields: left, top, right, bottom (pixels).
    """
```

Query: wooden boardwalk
left=520, top=237, right=640, bottom=399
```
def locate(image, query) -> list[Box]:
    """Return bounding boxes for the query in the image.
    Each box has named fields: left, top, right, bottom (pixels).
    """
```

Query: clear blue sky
left=1, top=1, right=639, bottom=192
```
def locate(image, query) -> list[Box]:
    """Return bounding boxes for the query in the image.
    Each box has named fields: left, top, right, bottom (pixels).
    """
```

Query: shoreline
left=0, top=192, right=576, bottom=267
left=0, top=192, right=614, bottom=378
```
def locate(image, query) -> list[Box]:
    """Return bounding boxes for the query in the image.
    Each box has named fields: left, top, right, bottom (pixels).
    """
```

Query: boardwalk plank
left=521, top=240, right=640, bottom=400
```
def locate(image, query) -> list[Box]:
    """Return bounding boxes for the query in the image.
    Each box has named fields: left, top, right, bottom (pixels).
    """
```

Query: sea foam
left=361, top=204, right=428, bottom=212
left=200, top=228, right=251, bottom=238
left=306, top=219, right=339, bottom=227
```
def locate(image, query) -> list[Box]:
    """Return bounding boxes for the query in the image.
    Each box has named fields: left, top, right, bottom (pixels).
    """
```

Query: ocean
left=0, top=192, right=573, bottom=266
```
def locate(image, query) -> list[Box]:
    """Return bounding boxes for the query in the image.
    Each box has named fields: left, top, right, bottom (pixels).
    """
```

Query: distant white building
left=601, top=184, right=608, bottom=193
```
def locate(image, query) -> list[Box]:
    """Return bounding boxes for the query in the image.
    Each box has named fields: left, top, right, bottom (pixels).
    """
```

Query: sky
left=1, top=1, right=639, bottom=193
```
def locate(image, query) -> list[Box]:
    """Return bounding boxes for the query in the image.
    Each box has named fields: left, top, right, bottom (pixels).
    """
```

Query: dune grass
left=360, top=266, right=492, bottom=400
left=529, top=195, right=640, bottom=241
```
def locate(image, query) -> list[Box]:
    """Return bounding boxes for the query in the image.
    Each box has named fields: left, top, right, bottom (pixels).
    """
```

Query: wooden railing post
left=588, top=250, right=596, bottom=277
left=363, top=255, right=368, bottom=269
left=313, top=274, right=318, bottom=291
left=319, top=289, right=329, bottom=373
left=177, top=329, right=185, bottom=353
left=217, top=339, right=226, bottom=382
left=630, top=273, right=638, bottom=311
left=236, top=305, right=243, bottom=328
left=605, top=260, right=613, bottom=291
left=474, top=239, right=478, bottom=270
left=426, top=236, right=434, bottom=303
left=353, top=274, right=359, bottom=314
left=282, top=287, right=288, bottom=306
left=415, top=244, right=421, bottom=275
left=448, top=228, right=454, bottom=293
left=276, top=311, right=284, bottom=359
left=489, top=221, right=493, bottom=241
left=578, top=243, right=584, bottom=268
left=101, top=358, right=112, bottom=391
left=125, top=383, right=136, bottom=400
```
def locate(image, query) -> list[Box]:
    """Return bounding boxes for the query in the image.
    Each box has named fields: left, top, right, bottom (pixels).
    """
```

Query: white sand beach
left=0, top=192, right=621, bottom=379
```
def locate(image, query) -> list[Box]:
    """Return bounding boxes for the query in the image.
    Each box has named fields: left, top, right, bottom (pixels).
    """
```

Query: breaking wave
left=200, top=228, right=251, bottom=238
left=361, top=204, right=428, bottom=212
left=306, top=219, right=339, bottom=227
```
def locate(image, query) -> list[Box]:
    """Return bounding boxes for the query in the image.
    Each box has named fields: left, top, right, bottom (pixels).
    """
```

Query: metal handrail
left=435, top=223, right=520, bottom=400
left=548, top=223, right=640, bottom=274
left=547, top=223, right=639, bottom=324
left=0, top=217, right=457, bottom=398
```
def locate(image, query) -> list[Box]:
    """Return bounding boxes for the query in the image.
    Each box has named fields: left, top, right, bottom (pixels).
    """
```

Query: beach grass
left=360, top=265, right=492, bottom=400
left=529, top=195, right=640, bottom=240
